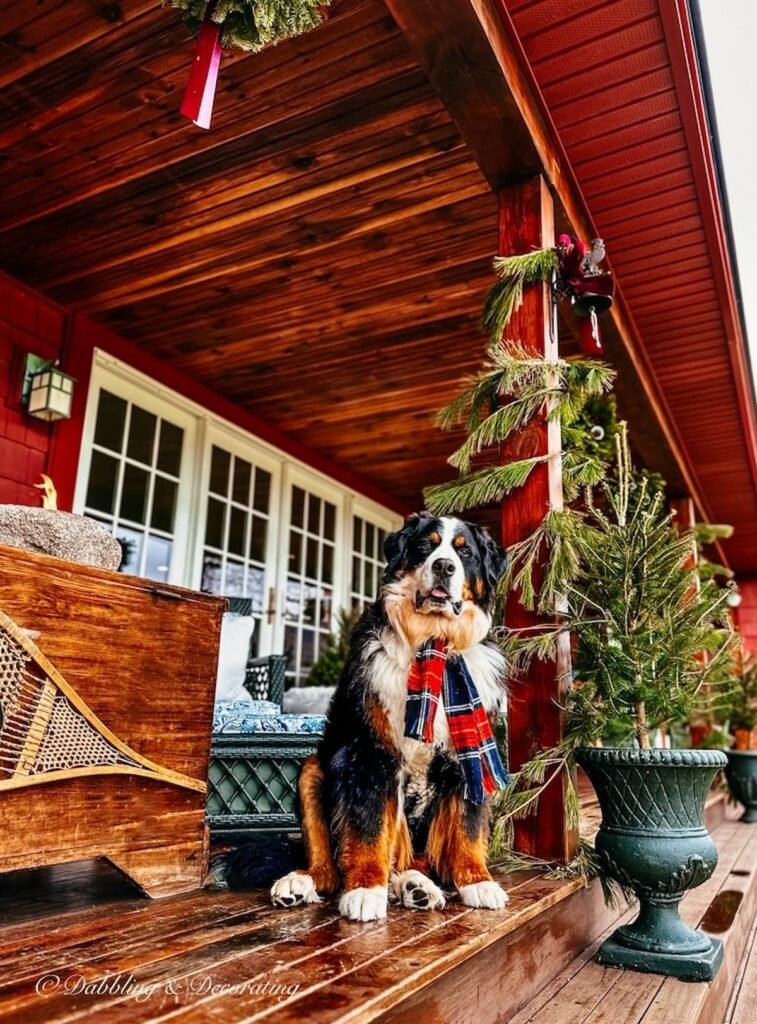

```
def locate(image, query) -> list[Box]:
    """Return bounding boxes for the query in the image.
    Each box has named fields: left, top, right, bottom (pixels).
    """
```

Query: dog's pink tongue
left=431, top=587, right=448, bottom=599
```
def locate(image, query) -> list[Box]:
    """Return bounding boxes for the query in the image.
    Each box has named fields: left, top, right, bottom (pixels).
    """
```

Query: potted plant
left=425, top=343, right=737, bottom=980
left=724, top=657, right=757, bottom=822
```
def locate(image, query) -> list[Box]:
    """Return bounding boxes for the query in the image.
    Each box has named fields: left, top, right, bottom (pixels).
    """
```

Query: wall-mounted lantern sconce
left=22, top=354, right=76, bottom=422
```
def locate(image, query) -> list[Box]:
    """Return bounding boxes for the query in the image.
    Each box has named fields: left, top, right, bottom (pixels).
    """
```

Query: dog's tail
left=207, top=834, right=306, bottom=890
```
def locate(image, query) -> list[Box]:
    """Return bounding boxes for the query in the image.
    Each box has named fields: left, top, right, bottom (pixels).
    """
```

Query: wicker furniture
left=207, top=700, right=324, bottom=838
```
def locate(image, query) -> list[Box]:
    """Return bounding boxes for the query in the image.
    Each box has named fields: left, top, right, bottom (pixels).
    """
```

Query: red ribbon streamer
left=181, top=19, right=222, bottom=130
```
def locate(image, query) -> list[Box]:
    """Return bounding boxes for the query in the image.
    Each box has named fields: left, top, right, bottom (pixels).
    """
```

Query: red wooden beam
left=500, top=176, right=577, bottom=864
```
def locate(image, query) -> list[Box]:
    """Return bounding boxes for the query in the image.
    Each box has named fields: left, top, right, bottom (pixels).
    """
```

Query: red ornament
left=556, top=235, right=614, bottom=356
left=180, top=17, right=223, bottom=130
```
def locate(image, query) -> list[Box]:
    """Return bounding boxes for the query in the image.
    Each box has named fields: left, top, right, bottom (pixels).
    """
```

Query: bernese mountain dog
left=270, top=513, right=508, bottom=922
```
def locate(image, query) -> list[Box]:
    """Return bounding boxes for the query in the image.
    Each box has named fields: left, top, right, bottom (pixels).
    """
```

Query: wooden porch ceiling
left=0, top=0, right=755, bottom=568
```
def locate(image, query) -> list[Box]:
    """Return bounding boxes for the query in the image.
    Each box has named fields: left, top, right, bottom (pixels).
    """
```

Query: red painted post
left=500, top=176, right=577, bottom=863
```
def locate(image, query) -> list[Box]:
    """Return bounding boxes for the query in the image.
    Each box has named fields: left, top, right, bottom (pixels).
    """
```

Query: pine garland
left=167, top=0, right=330, bottom=51
left=483, top=249, right=559, bottom=350
left=424, top=344, right=616, bottom=517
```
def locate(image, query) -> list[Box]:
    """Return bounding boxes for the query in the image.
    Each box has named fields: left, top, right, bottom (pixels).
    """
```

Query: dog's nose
left=433, top=558, right=456, bottom=579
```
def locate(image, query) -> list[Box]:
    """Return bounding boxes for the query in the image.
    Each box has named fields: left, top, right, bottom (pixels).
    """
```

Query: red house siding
left=736, top=577, right=757, bottom=656
left=0, top=276, right=67, bottom=506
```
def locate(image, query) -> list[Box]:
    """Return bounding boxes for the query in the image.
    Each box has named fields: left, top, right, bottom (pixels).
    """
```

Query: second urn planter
left=724, top=749, right=757, bottom=823
left=576, top=746, right=727, bottom=981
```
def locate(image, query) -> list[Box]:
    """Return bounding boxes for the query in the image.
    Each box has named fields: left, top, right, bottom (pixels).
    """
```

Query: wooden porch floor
left=0, top=796, right=750, bottom=1024
left=513, top=808, right=757, bottom=1024
left=0, top=858, right=599, bottom=1024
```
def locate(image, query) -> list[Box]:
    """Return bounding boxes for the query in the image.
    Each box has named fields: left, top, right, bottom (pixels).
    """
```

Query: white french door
left=275, top=468, right=346, bottom=686
left=192, top=427, right=281, bottom=658
left=75, top=353, right=402, bottom=684
left=75, top=364, right=197, bottom=586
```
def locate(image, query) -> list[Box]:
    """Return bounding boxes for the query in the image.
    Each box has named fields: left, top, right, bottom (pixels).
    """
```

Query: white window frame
left=350, top=499, right=399, bottom=610
left=192, top=422, right=283, bottom=658
left=274, top=463, right=347, bottom=682
left=74, top=357, right=199, bottom=587
left=74, top=350, right=403, bottom=670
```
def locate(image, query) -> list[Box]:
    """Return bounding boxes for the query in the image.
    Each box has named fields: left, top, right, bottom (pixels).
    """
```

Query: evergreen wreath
left=167, top=0, right=330, bottom=51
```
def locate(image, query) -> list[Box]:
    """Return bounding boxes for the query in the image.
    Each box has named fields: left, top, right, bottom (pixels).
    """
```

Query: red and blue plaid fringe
left=404, top=638, right=509, bottom=804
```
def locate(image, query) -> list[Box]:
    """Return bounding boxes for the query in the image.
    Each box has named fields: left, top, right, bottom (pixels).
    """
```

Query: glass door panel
left=280, top=480, right=340, bottom=686
left=79, top=383, right=193, bottom=584
left=199, top=437, right=279, bottom=658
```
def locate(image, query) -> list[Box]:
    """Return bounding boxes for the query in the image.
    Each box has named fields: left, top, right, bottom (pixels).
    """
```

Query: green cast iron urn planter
left=724, top=749, right=757, bottom=823
left=576, top=746, right=727, bottom=981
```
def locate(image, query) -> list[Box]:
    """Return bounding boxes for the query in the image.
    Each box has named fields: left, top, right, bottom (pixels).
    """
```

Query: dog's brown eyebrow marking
left=453, top=535, right=467, bottom=548
left=429, top=531, right=441, bottom=544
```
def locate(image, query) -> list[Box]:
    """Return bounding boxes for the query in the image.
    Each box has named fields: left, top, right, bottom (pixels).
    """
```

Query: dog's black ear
left=472, top=524, right=507, bottom=597
left=383, top=514, right=422, bottom=582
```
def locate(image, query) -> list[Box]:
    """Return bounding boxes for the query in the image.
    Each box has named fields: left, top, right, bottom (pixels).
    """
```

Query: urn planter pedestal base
left=576, top=747, right=727, bottom=981
left=597, top=927, right=723, bottom=981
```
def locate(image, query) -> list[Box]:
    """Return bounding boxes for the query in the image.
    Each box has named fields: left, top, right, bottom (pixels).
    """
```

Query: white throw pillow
left=214, top=615, right=255, bottom=702
left=282, top=686, right=335, bottom=715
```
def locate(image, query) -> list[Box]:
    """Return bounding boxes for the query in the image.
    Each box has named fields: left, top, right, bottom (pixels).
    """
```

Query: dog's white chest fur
left=368, top=629, right=506, bottom=768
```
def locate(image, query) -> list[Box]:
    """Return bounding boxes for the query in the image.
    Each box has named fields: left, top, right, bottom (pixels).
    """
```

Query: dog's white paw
left=390, top=870, right=446, bottom=911
left=339, top=886, right=388, bottom=922
left=458, top=880, right=509, bottom=910
left=271, top=871, right=321, bottom=908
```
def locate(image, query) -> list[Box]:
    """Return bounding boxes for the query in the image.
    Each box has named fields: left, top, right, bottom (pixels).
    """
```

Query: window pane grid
left=285, top=487, right=337, bottom=685
left=350, top=515, right=386, bottom=611
left=201, top=447, right=272, bottom=641
left=83, top=390, right=184, bottom=583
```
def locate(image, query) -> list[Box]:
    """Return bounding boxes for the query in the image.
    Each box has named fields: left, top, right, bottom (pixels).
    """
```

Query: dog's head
left=382, top=513, right=506, bottom=649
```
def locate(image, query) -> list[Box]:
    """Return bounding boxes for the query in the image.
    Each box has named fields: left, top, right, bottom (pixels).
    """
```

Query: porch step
left=508, top=808, right=757, bottom=1024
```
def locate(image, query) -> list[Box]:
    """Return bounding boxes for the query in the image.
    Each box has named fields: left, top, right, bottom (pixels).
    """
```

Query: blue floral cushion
left=213, top=698, right=326, bottom=736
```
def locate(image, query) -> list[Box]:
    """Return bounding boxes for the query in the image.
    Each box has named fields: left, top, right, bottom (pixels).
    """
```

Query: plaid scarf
left=404, top=638, right=509, bottom=804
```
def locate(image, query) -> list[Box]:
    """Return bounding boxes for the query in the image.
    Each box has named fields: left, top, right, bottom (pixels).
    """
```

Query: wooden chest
left=0, top=544, right=224, bottom=897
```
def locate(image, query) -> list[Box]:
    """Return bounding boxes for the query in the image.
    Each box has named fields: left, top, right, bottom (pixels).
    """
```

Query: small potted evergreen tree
left=426, top=347, right=737, bottom=981
left=561, top=432, right=734, bottom=980
left=724, top=657, right=757, bottom=822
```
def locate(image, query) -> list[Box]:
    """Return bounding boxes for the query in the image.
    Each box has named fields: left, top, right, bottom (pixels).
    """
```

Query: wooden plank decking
left=0, top=792, right=742, bottom=1024
left=512, top=808, right=757, bottom=1024
left=0, top=857, right=617, bottom=1023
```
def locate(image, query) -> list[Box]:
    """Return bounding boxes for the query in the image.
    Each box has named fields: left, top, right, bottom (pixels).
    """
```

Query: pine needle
left=424, top=458, right=551, bottom=515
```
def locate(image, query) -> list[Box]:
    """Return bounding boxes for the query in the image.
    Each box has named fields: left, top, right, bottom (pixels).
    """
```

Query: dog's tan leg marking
left=426, top=793, right=508, bottom=910
left=271, top=756, right=339, bottom=909
left=337, top=799, right=398, bottom=922
left=298, top=755, right=340, bottom=894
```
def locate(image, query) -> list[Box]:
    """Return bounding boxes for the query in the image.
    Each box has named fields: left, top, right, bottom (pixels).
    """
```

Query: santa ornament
left=555, top=235, right=615, bottom=356
left=484, top=233, right=615, bottom=356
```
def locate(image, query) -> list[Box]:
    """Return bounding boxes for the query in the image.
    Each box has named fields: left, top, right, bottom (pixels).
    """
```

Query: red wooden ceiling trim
left=656, top=0, right=757, bottom=490
left=487, top=0, right=715, bottom=521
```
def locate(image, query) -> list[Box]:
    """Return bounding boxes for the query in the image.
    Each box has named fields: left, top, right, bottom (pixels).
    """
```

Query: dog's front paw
left=271, top=871, right=321, bottom=908
left=390, top=870, right=446, bottom=911
left=339, top=886, right=388, bottom=922
left=458, top=880, right=509, bottom=910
